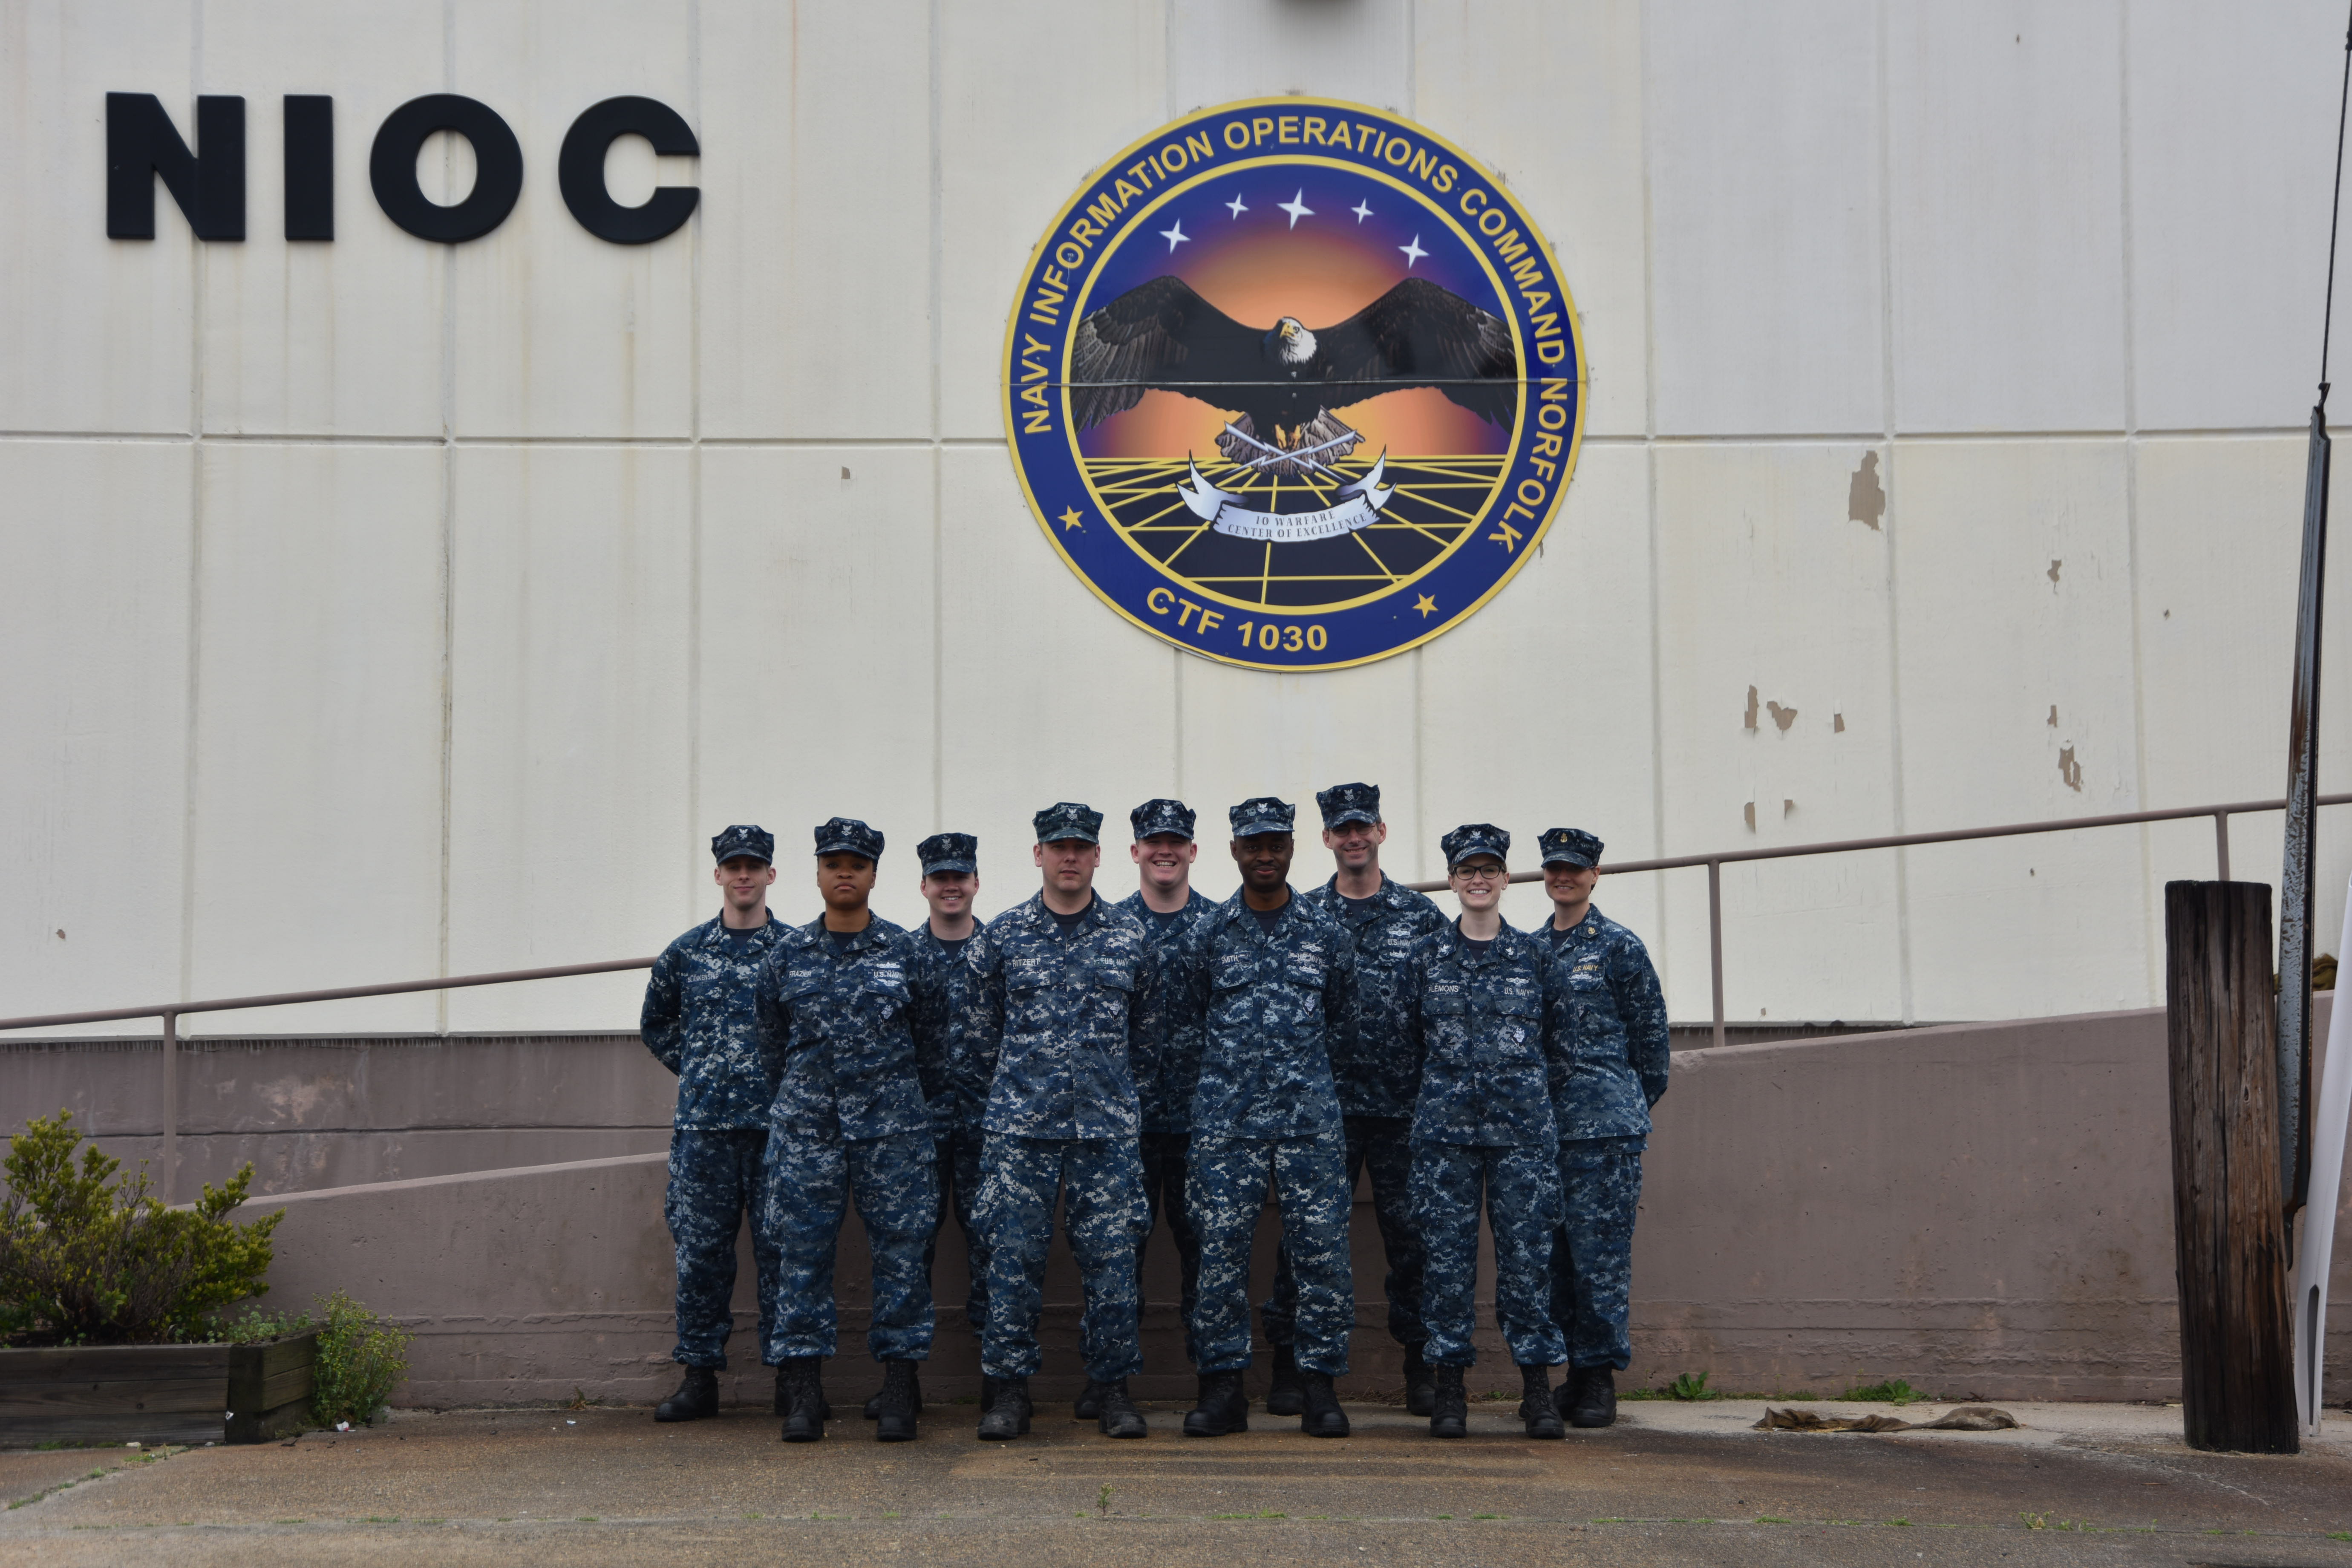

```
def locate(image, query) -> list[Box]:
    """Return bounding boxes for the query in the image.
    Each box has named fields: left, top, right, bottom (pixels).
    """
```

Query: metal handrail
left=1402, top=790, right=2352, bottom=1052
left=5, top=790, right=2346, bottom=1200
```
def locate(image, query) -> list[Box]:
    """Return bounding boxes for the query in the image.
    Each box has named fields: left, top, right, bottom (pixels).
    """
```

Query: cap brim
left=1038, top=833, right=1099, bottom=845
left=1322, top=811, right=1379, bottom=829
left=920, top=859, right=978, bottom=875
left=715, top=852, right=773, bottom=866
left=1541, top=852, right=1597, bottom=869
left=1231, top=821, right=1293, bottom=838
left=814, top=842, right=878, bottom=859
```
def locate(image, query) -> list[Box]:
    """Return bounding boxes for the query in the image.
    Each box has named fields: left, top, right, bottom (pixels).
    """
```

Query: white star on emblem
left=1398, top=233, right=1428, bottom=268
left=1225, top=192, right=1248, bottom=219
left=1351, top=199, right=1374, bottom=223
left=1159, top=219, right=1190, bottom=253
left=1278, top=189, right=1314, bottom=229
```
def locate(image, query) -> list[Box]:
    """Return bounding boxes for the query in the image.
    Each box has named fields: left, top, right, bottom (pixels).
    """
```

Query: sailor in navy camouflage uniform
left=1117, top=798, right=1217, bottom=1372
left=903, top=832, right=990, bottom=1354
left=1179, top=797, right=1360, bottom=1439
left=1403, top=825, right=1569, bottom=1439
left=957, top=803, right=1156, bottom=1441
left=755, top=819, right=937, bottom=1443
left=1534, top=827, right=1668, bottom=1429
left=1267, top=781, right=1449, bottom=1415
left=641, top=824, right=790, bottom=1423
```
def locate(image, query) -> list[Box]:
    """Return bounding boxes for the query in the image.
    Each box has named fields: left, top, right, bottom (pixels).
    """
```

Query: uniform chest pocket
left=1495, top=985, right=1542, bottom=1020
left=860, top=974, right=911, bottom=1019
left=1090, top=960, right=1137, bottom=994
left=1567, top=962, right=1609, bottom=994
left=1209, top=951, right=1257, bottom=992
left=1004, top=953, right=1059, bottom=995
left=1421, top=988, right=1468, bottom=1017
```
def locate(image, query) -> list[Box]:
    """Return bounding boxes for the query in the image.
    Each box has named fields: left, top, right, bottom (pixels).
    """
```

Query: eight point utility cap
left=917, top=832, right=977, bottom=876
left=1130, top=798, right=1198, bottom=841
left=1032, top=802, right=1104, bottom=844
left=1539, top=827, right=1604, bottom=868
left=710, top=824, right=774, bottom=865
left=1316, top=781, right=1381, bottom=830
left=1441, top=822, right=1511, bottom=869
left=813, top=817, right=885, bottom=860
left=1229, top=796, right=1297, bottom=837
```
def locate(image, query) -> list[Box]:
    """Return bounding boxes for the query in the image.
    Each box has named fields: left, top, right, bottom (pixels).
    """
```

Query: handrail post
left=1708, top=860, right=1726, bottom=1050
left=2216, top=811, right=2232, bottom=882
left=160, top=1009, right=177, bottom=1205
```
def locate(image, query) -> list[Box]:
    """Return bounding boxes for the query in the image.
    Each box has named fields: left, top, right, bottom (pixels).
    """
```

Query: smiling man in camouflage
left=1262, top=781, right=1447, bottom=1417
left=640, top=824, right=790, bottom=1424
left=957, top=803, right=1156, bottom=1442
left=1180, top=797, right=1360, bottom=1439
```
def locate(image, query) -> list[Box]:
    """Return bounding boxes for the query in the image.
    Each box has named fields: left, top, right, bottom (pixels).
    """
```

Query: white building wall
left=6, top=0, right=2352, bottom=1035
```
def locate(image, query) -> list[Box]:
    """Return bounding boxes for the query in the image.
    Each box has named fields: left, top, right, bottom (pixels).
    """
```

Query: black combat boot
left=1298, top=1369, right=1350, bottom=1438
left=1402, top=1344, right=1437, bottom=1418
left=1072, top=1377, right=1106, bottom=1420
left=1566, top=1366, right=1617, bottom=1429
left=1182, top=1370, right=1249, bottom=1437
left=778, top=1357, right=827, bottom=1443
left=977, top=1375, right=1032, bottom=1440
left=865, top=1363, right=920, bottom=1421
left=1517, top=1363, right=1565, bottom=1439
left=654, top=1365, right=718, bottom=1422
left=1428, top=1363, right=1467, bottom=1439
left=1095, top=1378, right=1147, bottom=1439
left=872, top=1359, right=920, bottom=1443
left=776, top=1363, right=832, bottom=1420
left=1263, top=1344, right=1306, bottom=1417
left=978, top=1373, right=1003, bottom=1415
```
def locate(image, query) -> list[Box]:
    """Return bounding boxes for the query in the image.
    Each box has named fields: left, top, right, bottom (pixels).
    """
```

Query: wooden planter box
left=0, top=1331, right=318, bottom=1446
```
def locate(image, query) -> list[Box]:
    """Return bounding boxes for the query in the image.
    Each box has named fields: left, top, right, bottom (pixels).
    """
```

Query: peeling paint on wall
left=1783, top=798, right=1795, bottom=817
left=2047, top=559, right=2062, bottom=588
left=1848, top=452, right=1885, bottom=530
left=1833, top=712, right=1845, bottom=733
left=2058, top=745, right=2083, bottom=792
left=1744, top=802, right=1756, bottom=831
left=1744, top=685, right=1759, bottom=730
left=1766, top=700, right=1799, bottom=732
left=2047, top=704, right=2059, bottom=727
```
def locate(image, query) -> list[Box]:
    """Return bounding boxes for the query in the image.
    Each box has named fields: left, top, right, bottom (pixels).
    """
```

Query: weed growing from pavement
left=1842, top=1379, right=1927, bottom=1404
left=1669, top=1371, right=1710, bottom=1401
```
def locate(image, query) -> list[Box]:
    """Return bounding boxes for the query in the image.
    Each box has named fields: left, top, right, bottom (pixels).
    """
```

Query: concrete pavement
left=4, top=1398, right=2350, bottom=1566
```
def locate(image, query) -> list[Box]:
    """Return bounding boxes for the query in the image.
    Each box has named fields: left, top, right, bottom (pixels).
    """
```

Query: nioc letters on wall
left=1003, top=97, right=1588, bottom=673
left=104, top=92, right=699, bottom=245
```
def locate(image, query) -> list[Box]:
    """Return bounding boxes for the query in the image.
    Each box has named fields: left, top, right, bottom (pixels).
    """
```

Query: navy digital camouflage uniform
left=1536, top=828, right=1669, bottom=1372
left=1181, top=797, right=1360, bottom=1378
left=1402, top=824, right=1568, bottom=1371
left=1118, top=797, right=1217, bottom=1365
left=640, top=824, right=789, bottom=1371
left=905, top=831, right=989, bottom=1338
left=956, top=804, right=1157, bottom=1384
left=1266, top=782, right=1447, bottom=1360
left=755, top=819, right=939, bottom=1366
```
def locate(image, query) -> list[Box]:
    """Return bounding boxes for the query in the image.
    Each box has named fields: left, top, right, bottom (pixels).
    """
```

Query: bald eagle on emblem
left=1069, top=275, right=1517, bottom=476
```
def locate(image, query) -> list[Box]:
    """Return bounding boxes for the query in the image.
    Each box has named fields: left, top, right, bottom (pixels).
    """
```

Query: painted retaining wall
left=188, top=1006, right=2352, bottom=1408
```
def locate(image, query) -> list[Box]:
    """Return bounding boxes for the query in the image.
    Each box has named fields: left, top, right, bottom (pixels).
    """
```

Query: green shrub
left=213, top=1306, right=312, bottom=1345
left=310, top=1291, right=412, bottom=1426
left=1842, top=1378, right=1926, bottom=1405
left=0, top=1110, right=279, bottom=1345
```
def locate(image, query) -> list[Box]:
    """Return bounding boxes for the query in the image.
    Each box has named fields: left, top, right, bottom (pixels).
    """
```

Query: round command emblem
left=1003, top=98, right=1586, bottom=672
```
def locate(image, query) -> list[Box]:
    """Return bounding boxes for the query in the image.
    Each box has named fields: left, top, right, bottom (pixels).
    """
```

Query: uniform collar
left=1221, top=885, right=1300, bottom=930
left=699, top=911, right=778, bottom=948
left=798, top=914, right=893, bottom=954
left=1021, top=890, right=1105, bottom=932
left=1321, top=872, right=1410, bottom=911
left=1447, top=915, right=1519, bottom=963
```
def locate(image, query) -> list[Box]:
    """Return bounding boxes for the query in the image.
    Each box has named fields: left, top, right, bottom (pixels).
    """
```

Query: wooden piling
left=2164, top=880, right=2298, bottom=1453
